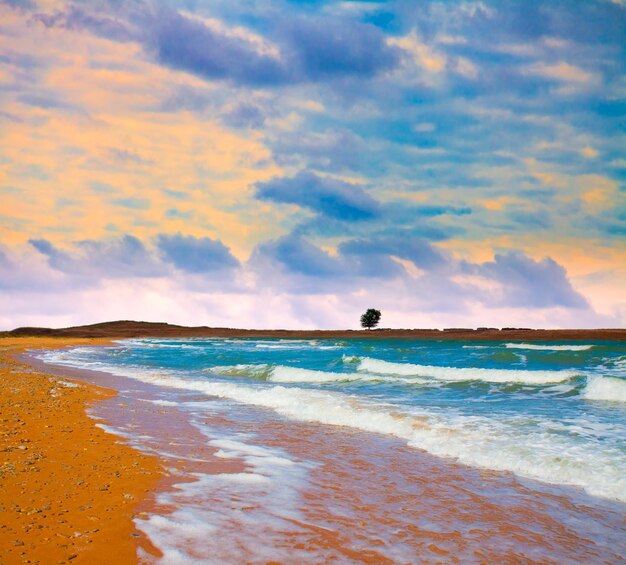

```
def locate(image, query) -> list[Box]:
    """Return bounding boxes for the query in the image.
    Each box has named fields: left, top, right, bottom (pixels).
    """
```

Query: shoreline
left=25, top=337, right=626, bottom=562
left=4, top=336, right=626, bottom=562
left=0, top=338, right=163, bottom=564
left=3, top=321, right=626, bottom=341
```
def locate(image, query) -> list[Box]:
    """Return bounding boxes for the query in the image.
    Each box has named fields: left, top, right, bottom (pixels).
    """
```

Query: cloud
left=253, top=234, right=348, bottom=279
left=111, top=7, right=400, bottom=87
left=156, top=233, right=239, bottom=273
left=255, top=171, right=380, bottom=221
left=1, top=0, right=36, bottom=11
left=31, top=5, right=135, bottom=42
left=340, top=237, right=446, bottom=270
left=507, top=208, right=551, bottom=229
left=283, top=16, right=400, bottom=80
left=146, top=10, right=287, bottom=86
left=252, top=231, right=448, bottom=290
left=223, top=103, right=266, bottom=129
left=28, top=233, right=241, bottom=281
left=112, top=197, right=150, bottom=210
left=0, top=232, right=617, bottom=330
left=270, top=129, right=371, bottom=173
left=475, top=252, right=589, bottom=309
left=29, top=235, right=162, bottom=279
left=525, top=62, right=596, bottom=84
left=1, top=0, right=624, bottom=329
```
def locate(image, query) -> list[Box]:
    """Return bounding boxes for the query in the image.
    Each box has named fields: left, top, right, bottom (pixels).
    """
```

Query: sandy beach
left=0, top=338, right=162, bottom=564
left=2, top=335, right=625, bottom=563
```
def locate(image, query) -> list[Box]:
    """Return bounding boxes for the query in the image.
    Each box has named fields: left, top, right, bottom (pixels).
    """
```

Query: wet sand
left=20, top=339, right=626, bottom=564
left=0, top=338, right=163, bottom=564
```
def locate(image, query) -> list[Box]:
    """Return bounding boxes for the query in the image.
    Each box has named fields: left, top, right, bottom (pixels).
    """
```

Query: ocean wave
left=115, top=339, right=205, bottom=351
left=206, top=364, right=425, bottom=385
left=271, top=366, right=364, bottom=383
left=36, top=347, right=626, bottom=503
left=583, top=376, right=626, bottom=403
left=356, top=357, right=578, bottom=384
left=205, top=364, right=274, bottom=379
left=254, top=343, right=340, bottom=350
left=505, top=343, right=594, bottom=351
left=75, top=366, right=626, bottom=502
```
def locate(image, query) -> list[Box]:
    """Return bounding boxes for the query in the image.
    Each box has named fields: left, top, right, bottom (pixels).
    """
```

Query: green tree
left=360, top=308, right=381, bottom=329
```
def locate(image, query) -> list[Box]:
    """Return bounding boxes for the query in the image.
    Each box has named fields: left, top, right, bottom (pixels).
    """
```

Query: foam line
left=583, top=376, right=626, bottom=403
left=357, top=357, right=578, bottom=384
left=35, top=347, right=626, bottom=503
left=505, top=343, right=594, bottom=351
left=207, top=363, right=429, bottom=385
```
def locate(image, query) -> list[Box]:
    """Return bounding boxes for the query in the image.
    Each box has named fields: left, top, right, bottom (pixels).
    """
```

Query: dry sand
left=0, top=338, right=163, bottom=565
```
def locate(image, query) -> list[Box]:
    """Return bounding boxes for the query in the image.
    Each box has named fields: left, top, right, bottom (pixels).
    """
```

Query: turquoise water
left=41, top=337, right=626, bottom=503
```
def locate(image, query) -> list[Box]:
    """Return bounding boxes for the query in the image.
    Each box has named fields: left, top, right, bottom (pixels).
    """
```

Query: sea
left=36, top=337, right=626, bottom=563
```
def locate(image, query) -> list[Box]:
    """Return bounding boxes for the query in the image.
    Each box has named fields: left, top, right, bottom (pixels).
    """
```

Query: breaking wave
left=505, top=343, right=594, bottom=351
left=206, top=364, right=427, bottom=384
left=356, top=357, right=579, bottom=385
left=583, top=376, right=626, bottom=403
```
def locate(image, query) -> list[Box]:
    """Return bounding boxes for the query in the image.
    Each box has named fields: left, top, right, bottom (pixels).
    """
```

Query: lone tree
left=360, top=308, right=381, bottom=330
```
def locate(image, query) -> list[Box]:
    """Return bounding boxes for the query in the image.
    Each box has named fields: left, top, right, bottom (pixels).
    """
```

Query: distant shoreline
left=2, top=320, right=625, bottom=341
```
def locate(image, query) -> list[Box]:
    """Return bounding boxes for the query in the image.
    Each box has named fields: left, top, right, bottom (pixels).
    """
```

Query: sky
left=0, top=0, right=625, bottom=330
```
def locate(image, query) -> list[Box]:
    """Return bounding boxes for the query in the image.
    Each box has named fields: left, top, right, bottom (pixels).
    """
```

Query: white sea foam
left=357, top=357, right=578, bottom=384
left=147, top=399, right=181, bottom=407
left=270, top=366, right=363, bottom=383
left=583, top=376, right=626, bottom=403
left=36, top=347, right=626, bottom=503
left=59, top=361, right=624, bottom=502
left=252, top=340, right=341, bottom=350
left=55, top=379, right=79, bottom=388
left=207, top=363, right=429, bottom=385
left=505, top=343, right=594, bottom=351
left=136, top=434, right=316, bottom=563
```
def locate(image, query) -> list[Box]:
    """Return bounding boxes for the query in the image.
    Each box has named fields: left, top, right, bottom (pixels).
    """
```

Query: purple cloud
left=283, top=17, right=400, bottom=80
left=340, top=237, right=446, bottom=270
left=31, top=5, right=135, bottom=42
left=476, top=252, right=589, bottom=309
left=29, top=235, right=162, bottom=278
left=156, top=234, right=239, bottom=273
left=145, top=10, right=287, bottom=86
left=255, top=171, right=380, bottom=221
left=254, top=234, right=348, bottom=279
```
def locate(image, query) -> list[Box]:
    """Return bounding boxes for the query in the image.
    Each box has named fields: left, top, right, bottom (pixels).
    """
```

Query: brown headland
left=3, top=320, right=625, bottom=341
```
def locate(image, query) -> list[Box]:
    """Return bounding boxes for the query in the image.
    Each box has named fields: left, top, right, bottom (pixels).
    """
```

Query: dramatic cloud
left=29, top=236, right=162, bottom=279
left=253, top=234, right=349, bottom=279
left=253, top=231, right=434, bottom=283
left=156, top=234, right=239, bottom=273
left=0, top=0, right=624, bottom=329
left=255, top=172, right=381, bottom=221
left=146, top=10, right=287, bottom=86
left=340, top=237, right=446, bottom=270
left=475, top=252, right=589, bottom=309
left=283, top=16, right=400, bottom=80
